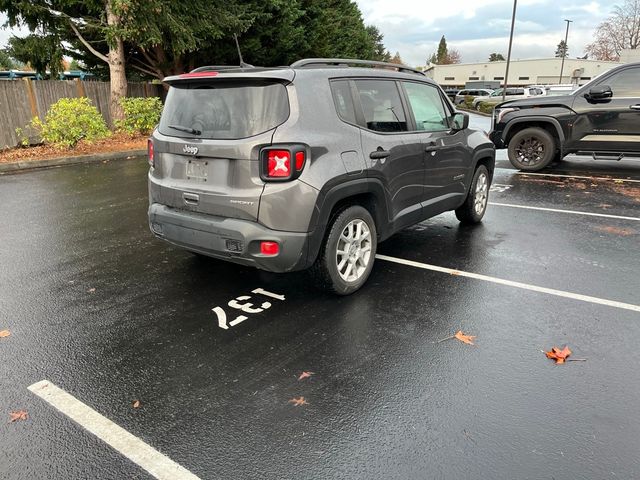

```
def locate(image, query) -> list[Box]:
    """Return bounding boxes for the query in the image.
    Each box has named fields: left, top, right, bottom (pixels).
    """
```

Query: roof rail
left=190, top=65, right=254, bottom=73
left=291, top=58, right=424, bottom=75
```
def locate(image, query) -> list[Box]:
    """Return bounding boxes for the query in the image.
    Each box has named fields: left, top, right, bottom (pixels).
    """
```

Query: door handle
left=630, top=105, right=640, bottom=110
left=183, top=192, right=199, bottom=205
left=369, top=149, right=391, bottom=159
left=425, top=141, right=439, bottom=152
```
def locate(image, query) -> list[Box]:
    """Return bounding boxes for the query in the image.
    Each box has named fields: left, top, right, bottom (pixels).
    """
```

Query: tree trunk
left=108, top=38, right=127, bottom=124
left=106, top=2, right=127, bottom=124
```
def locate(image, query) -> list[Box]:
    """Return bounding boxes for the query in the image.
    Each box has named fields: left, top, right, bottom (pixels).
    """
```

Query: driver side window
left=606, top=67, right=640, bottom=97
left=403, top=82, right=450, bottom=132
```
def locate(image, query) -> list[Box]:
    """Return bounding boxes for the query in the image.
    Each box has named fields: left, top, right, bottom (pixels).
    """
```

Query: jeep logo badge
left=183, top=145, right=199, bottom=156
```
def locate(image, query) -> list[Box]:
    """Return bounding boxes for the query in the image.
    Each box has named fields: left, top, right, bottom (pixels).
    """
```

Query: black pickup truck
left=490, top=62, right=640, bottom=171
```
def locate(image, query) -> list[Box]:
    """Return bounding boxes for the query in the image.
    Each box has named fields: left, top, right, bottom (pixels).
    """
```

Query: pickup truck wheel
left=455, top=165, right=490, bottom=224
left=507, top=127, right=556, bottom=171
left=311, top=205, right=377, bottom=295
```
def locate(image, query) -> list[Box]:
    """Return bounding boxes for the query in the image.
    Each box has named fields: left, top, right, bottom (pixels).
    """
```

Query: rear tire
left=311, top=205, right=377, bottom=295
left=455, top=165, right=490, bottom=224
left=507, top=127, right=556, bottom=171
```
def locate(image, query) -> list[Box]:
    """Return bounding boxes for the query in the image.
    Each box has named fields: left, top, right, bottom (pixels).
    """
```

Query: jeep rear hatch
left=153, top=72, right=292, bottom=222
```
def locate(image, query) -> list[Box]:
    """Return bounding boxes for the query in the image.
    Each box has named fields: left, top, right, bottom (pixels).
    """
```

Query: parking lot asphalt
left=1, top=117, right=640, bottom=479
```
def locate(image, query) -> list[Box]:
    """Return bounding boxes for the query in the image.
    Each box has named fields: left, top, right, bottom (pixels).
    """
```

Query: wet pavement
left=1, top=117, right=640, bottom=479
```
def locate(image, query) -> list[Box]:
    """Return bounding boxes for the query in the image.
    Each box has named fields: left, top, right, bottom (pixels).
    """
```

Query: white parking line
left=376, top=254, right=640, bottom=313
left=495, top=168, right=640, bottom=184
left=489, top=202, right=640, bottom=222
left=28, top=380, right=201, bottom=480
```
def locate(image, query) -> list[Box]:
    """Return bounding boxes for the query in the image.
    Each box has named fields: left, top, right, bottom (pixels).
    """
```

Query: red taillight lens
left=260, top=241, right=279, bottom=255
left=261, top=146, right=307, bottom=181
left=148, top=139, right=154, bottom=167
left=267, top=150, right=291, bottom=177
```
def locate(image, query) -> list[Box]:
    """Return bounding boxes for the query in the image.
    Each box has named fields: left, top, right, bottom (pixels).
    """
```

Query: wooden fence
left=0, top=79, right=162, bottom=149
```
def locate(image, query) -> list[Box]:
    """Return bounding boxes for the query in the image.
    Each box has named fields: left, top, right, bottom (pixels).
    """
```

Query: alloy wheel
left=336, top=219, right=372, bottom=282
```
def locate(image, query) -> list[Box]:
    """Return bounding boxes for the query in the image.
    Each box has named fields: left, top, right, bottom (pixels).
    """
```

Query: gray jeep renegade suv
left=148, top=58, right=495, bottom=294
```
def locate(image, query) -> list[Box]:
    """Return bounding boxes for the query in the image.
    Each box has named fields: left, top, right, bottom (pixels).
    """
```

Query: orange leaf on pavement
left=9, top=410, right=28, bottom=423
left=0, top=330, right=10, bottom=338
left=288, top=396, right=309, bottom=407
left=454, top=330, right=476, bottom=345
left=545, top=346, right=572, bottom=364
left=132, top=400, right=141, bottom=408
left=298, top=371, right=315, bottom=381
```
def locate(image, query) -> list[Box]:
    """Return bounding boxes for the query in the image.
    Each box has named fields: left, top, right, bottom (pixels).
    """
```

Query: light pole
left=503, top=0, right=518, bottom=102
left=559, top=19, right=572, bottom=83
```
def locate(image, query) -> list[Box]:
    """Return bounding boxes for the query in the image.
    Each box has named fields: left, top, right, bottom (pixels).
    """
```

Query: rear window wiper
left=167, top=124, right=201, bottom=135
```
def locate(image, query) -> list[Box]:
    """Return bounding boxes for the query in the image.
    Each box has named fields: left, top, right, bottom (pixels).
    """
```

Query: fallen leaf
left=88, top=288, right=96, bottom=293
left=545, top=345, right=572, bottom=364
left=0, top=330, right=10, bottom=338
left=288, top=396, right=309, bottom=407
left=595, top=225, right=636, bottom=237
left=9, top=410, right=28, bottom=423
left=298, top=371, right=315, bottom=381
left=454, top=330, right=476, bottom=345
left=132, top=400, right=140, bottom=409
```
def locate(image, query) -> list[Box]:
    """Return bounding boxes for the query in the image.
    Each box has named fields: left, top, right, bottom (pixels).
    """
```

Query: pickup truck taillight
left=260, top=145, right=307, bottom=181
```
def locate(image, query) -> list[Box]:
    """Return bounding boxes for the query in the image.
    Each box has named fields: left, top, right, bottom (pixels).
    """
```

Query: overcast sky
left=355, top=0, right=612, bottom=65
left=2, top=1, right=613, bottom=66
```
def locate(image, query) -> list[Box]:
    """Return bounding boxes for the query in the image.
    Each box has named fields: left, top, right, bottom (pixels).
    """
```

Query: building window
left=494, top=77, right=504, bottom=80
left=444, top=76, right=455, bottom=80
left=580, top=77, right=591, bottom=80
left=468, top=76, right=479, bottom=80
left=519, top=76, right=530, bottom=80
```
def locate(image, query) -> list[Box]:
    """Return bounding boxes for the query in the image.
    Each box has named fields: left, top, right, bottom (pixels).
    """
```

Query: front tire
left=507, top=127, right=556, bottom=171
left=311, top=205, right=377, bottom=295
left=455, top=165, right=490, bottom=224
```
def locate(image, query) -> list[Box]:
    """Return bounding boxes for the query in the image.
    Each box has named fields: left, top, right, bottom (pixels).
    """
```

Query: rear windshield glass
left=158, top=81, right=289, bottom=139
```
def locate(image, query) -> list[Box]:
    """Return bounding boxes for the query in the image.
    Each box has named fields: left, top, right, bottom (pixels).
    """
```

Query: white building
left=620, top=49, right=640, bottom=63
left=423, top=58, right=624, bottom=88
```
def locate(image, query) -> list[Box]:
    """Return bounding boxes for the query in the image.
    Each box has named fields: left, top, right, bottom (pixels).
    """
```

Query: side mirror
left=586, top=85, right=613, bottom=101
left=451, top=112, right=469, bottom=131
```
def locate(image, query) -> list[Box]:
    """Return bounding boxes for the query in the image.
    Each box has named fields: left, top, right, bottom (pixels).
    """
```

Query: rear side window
left=330, top=80, right=357, bottom=124
left=354, top=80, right=407, bottom=132
left=158, top=81, right=289, bottom=139
left=403, top=82, right=450, bottom=132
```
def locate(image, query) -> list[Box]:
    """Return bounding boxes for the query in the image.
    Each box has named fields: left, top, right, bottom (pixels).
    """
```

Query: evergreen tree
left=0, top=49, right=17, bottom=70
left=555, top=40, right=569, bottom=58
left=436, top=35, right=448, bottom=64
left=7, top=34, right=63, bottom=77
left=489, top=53, right=505, bottom=61
left=389, top=52, right=403, bottom=64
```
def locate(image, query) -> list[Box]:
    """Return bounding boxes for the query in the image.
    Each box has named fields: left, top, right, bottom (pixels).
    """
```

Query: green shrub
left=116, top=97, right=163, bottom=135
left=463, top=95, right=474, bottom=109
left=31, top=97, right=110, bottom=148
left=478, top=102, right=496, bottom=114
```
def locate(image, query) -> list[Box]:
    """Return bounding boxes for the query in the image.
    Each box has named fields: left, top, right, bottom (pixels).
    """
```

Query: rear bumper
left=148, top=203, right=310, bottom=272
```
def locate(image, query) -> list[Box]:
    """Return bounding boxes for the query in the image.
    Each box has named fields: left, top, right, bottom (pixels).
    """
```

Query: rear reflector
left=295, top=151, right=305, bottom=170
left=148, top=139, right=154, bottom=167
left=260, top=241, right=279, bottom=256
left=267, top=150, right=291, bottom=177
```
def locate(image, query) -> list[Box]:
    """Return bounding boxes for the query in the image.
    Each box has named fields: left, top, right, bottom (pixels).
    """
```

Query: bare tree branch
left=129, top=62, right=159, bottom=78
left=68, top=20, right=109, bottom=64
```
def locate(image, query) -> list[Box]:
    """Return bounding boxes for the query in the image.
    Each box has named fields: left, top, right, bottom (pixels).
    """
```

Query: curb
left=0, top=149, right=147, bottom=174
